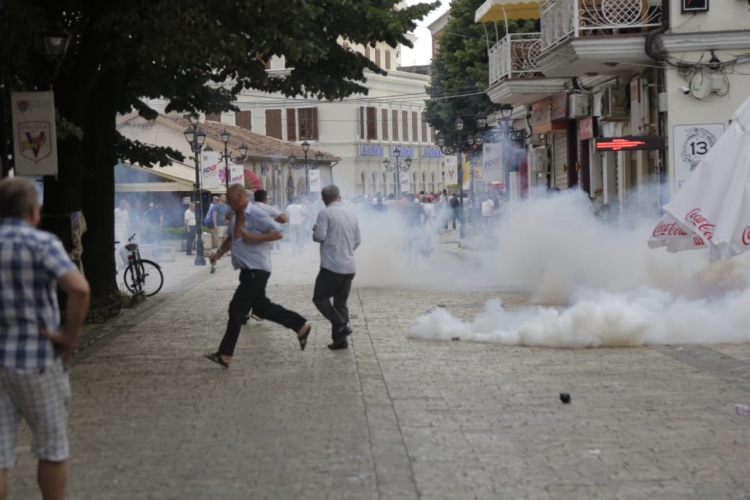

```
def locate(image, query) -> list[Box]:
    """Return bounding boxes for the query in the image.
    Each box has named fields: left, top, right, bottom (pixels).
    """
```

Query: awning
left=475, top=0, right=540, bottom=23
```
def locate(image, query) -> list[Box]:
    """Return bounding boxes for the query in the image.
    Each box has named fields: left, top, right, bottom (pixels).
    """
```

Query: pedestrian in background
left=481, top=194, right=495, bottom=238
left=205, top=183, right=312, bottom=368
left=254, top=190, right=287, bottom=251
left=184, top=202, right=196, bottom=255
left=286, top=197, right=308, bottom=254
left=213, top=194, right=231, bottom=249
left=0, top=177, right=91, bottom=500
left=204, top=195, right=219, bottom=249
left=312, top=185, right=361, bottom=350
left=143, top=202, right=164, bottom=244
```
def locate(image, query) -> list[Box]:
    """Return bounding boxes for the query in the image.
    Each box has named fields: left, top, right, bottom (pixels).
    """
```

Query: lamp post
left=436, top=112, right=487, bottom=240
left=382, top=146, right=412, bottom=200
left=498, top=104, right=514, bottom=196
left=217, top=129, right=249, bottom=188
left=183, top=118, right=208, bottom=266
left=288, top=141, right=324, bottom=196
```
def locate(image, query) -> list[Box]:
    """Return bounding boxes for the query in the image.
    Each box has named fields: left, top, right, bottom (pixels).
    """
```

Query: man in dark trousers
left=312, top=185, right=361, bottom=350
left=204, top=183, right=312, bottom=368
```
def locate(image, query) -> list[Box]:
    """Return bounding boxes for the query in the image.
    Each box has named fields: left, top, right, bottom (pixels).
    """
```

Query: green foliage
left=425, top=0, right=537, bottom=144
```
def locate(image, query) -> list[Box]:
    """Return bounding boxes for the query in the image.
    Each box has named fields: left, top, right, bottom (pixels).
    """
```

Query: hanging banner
left=483, top=143, right=503, bottom=173
left=201, top=151, right=220, bottom=189
left=309, top=169, right=321, bottom=193
left=462, top=156, right=471, bottom=190
left=444, top=156, right=458, bottom=186
left=399, top=171, right=410, bottom=193
left=11, top=91, right=58, bottom=175
left=229, top=164, right=244, bottom=186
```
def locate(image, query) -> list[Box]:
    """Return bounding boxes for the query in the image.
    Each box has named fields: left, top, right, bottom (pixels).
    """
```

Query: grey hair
left=227, top=183, right=247, bottom=197
left=0, top=177, right=38, bottom=218
left=321, top=185, right=340, bottom=202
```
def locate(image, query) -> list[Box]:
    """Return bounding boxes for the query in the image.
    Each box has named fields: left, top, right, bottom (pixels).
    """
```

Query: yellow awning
left=475, top=0, right=541, bottom=23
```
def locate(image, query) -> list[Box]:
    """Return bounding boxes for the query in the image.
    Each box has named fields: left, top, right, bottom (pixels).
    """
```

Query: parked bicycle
left=119, top=234, right=164, bottom=297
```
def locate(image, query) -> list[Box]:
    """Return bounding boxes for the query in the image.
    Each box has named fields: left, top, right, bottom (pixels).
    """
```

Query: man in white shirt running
left=184, top=202, right=196, bottom=255
left=312, top=185, right=361, bottom=350
left=481, top=195, right=495, bottom=238
left=286, top=197, right=308, bottom=254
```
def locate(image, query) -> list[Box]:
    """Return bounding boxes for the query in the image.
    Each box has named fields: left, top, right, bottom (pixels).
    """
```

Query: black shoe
left=327, top=339, right=348, bottom=350
left=241, top=315, right=250, bottom=325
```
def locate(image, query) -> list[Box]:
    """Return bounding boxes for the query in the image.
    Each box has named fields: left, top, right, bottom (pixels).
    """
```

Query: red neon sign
left=594, top=136, right=665, bottom=151
left=596, top=139, right=645, bottom=150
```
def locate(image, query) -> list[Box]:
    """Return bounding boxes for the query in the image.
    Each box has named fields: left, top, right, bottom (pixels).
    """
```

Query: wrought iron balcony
left=540, top=0, right=663, bottom=52
left=488, top=33, right=542, bottom=86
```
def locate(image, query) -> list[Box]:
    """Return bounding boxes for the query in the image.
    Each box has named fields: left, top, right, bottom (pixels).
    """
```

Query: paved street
left=9, top=235, right=750, bottom=499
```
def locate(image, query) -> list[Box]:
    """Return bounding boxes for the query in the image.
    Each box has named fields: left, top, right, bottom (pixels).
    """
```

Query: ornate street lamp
left=183, top=123, right=208, bottom=266
left=288, top=141, right=323, bottom=196
left=217, top=129, right=249, bottom=188
left=382, top=146, right=412, bottom=199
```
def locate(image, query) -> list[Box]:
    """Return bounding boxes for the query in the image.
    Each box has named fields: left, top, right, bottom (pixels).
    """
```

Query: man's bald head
left=226, top=183, right=249, bottom=211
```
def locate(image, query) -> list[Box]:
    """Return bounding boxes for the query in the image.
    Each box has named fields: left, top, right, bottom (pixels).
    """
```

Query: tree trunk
left=80, top=69, right=122, bottom=299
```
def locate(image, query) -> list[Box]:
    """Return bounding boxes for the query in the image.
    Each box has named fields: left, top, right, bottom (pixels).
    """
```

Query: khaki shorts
left=216, top=226, right=227, bottom=238
left=0, top=359, right=71, bottom=466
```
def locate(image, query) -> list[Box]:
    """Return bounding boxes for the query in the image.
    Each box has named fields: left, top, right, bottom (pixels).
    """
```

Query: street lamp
left=183, top=123, right=208, bottom=266
left=218, top=129, right=249, bottom=188
left=382, top=146, right=412, bottom=200
left=288, top=141, right=323, bottom=196
left=436, top=113, right=487, bottom=240
left=499, top=104, right=514, bottom=194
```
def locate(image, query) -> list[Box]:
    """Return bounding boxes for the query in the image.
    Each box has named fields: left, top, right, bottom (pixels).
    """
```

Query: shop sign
left=391, top=146, right=414, bottom=157
left=359, top=145, right=384, bottom=157
left=578, top=117, right=594, bottom=140
left=550, top=92, right=568, bottom=121
left=594, top=136, right=665, bottom=151
left=672, top=123, right=724, bottom=190
left=420, top=147, right=442, bottom=158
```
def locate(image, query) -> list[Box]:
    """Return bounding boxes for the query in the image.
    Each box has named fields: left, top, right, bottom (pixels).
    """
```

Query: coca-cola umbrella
left=649, top=96, right=750, bottom=261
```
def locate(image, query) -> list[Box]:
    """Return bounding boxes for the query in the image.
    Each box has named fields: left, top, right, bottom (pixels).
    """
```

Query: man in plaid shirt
left=0, top=177, right=90, bottom=500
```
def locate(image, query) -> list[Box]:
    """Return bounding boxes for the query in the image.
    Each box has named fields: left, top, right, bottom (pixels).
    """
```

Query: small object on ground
left=451, top=337, right=460, bottom=341
left=586, top=449, right=601, bottom=455
left=560, top=393, right=571, bottom=404
left=210, top=261, right=216, bottom=274
left=735, top=404, right=750, bottom=416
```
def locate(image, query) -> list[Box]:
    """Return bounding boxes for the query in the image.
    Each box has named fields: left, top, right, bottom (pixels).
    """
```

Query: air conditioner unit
left=600, top=86, right=628, bottom=121
left=568, top=94, right=590, bottom=119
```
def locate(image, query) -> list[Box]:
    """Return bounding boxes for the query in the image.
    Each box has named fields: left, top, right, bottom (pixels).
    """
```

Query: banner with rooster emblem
left=11, top=91, right=58, bottom=175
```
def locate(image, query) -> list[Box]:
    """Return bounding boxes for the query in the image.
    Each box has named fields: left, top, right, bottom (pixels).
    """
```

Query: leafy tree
left=425, top=0, right=536, bottom=145
left=0, top=0, right=438, bottom=300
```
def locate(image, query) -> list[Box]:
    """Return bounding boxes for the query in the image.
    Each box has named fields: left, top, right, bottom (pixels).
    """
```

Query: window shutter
left=311, top=107, right=319, bottom=140
left=431, top=126, right=436, bottom=144
left=206, top=113, right=220, bottom=122
left=266, top=109, right=282, bottom=139
left=385, top=50, right=391, bottom=70
left=365, top=46, right=370, bottom=59
left=402, top=111, right=408, bottom=142
left=412, top=111, right=418, bottom=143
left=382, top=109, right=388, bottom=140
left=392, top=110, right=398, bottom=141
left=287, top=109, right=297, bottom=141
left=375, top=49, right=381, bottom=67
left=421, top=113, right=428, bottom=143
left=366, top=107, right=377, bottom=140
left=360, top=107, right=365, bottom=140
left=235, top=111, right=252, bottom=131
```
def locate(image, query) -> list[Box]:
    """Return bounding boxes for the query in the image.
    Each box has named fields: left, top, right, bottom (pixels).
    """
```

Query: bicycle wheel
left=137, top=259, right=164, bottom=297
left=123, top=263, right=143, bottom=295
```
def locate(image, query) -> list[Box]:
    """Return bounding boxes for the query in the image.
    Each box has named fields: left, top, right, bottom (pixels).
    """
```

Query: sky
left=400, top=0, right=450, bottom=66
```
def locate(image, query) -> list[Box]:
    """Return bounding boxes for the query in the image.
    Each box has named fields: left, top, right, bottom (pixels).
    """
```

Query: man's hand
left=40, top=329, right=78, bottom=364
left=209, top=250, right=224, bottom=263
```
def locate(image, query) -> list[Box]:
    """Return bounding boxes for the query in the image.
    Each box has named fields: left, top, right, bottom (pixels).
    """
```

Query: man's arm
left=275, top=213, right=288, bottom=224
left=242, top=231, right=283, bottom=243
left=353, top=219, right=361, bottom=250
left=312, top=212, right=328, bottom=242
left=41, top=269, right=90, bottom=362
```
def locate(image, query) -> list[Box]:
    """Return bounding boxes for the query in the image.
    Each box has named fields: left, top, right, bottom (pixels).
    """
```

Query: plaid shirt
left=0, top=218, right=77, bottom=371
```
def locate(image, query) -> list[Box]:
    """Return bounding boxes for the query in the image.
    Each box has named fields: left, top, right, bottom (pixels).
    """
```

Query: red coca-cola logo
left=652, top=221, right=688, bottom=238
left=685, top=208, right=715, bottom=241
left=742, top=226, right=750, bottom=246
left=693, top=236, right=705, bottom=246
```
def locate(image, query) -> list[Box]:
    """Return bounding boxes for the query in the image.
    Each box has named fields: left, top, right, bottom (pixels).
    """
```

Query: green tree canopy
left=425, top=0, right=535, bottom=146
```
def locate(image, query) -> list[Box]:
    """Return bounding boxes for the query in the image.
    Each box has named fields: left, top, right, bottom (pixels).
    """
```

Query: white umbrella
left=649, top=97, right=750, bottom=261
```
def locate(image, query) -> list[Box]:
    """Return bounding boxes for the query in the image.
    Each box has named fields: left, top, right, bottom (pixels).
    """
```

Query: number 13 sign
left=672, top=123, right=725, bottom=192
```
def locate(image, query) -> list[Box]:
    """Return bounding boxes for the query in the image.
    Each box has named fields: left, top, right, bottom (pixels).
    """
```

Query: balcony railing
left=541, top=0, right=663, bottom=51
left=488, top=33, right=542, bottom=86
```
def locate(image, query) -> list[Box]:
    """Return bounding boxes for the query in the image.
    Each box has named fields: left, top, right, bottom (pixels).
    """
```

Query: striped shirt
left=0, top=218, right=77, bottom=371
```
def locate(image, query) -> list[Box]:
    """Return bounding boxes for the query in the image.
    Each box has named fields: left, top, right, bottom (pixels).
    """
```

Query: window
left=298, top=108, right=318, bottom=140
left=421, top=113, right=428, bottom=143
left=412, top=111, right=418, bottom=143
left=392, top=110, right=399, bottom=141
left=375, top=49, right=381, bottom=67
left=286, top=109, right=297, bottom=142
left=365, top=46, right=370, bottom=59
left=431, top=126, right=436, bottom=144
left=402, top=111, right=408, bottom=142
left=235, top=110, right=252, bottom=131
left=381, top=109, right=388, bottom=140
left=360, top=107, right=365, bottom=139
left=265, top=109, right=282, bottom=139
left=206, top=113, right=220, bottom=122
left=366, top=106, right=377, bottom=140
left=385, top=50, right=391, bottom=70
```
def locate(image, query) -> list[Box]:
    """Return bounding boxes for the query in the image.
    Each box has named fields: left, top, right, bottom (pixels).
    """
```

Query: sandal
left=297, top=324, right=312, bottom=351
left=204, top=352, right=230, bottom=368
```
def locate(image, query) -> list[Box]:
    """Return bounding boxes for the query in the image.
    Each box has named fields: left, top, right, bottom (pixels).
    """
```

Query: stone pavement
left=8, top=238, right=750, bottom=499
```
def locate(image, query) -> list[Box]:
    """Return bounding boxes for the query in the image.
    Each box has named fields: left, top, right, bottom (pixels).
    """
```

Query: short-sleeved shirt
left=254, top=202, right=282, bottom=220
left=227, top=204, right=281, bottom=273
left=214, top=203, right=231, bottom=227
left=401, top=202, right=426, bottom=227
left=481, top=199, right=495, bottom=216
left=0, top=218, right=77, bottom=371
left=286, top=204, right=307, bottom=225
left=313, top=202, right=361, bottom=275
